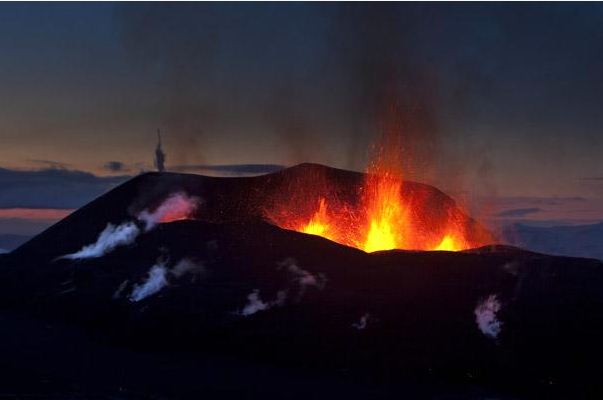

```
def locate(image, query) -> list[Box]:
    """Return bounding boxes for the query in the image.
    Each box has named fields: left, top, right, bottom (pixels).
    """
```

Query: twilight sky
left=1, top=3, right=603, bottom=241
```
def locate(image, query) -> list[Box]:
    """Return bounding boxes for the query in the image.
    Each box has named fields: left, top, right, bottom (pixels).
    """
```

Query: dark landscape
left=1, top=164, right=602, bottom=399
left=2, top=3, right=603, bottom=399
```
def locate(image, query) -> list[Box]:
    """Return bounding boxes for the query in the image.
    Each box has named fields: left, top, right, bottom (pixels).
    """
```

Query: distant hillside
left=502, top=222, right=603, bottom=260
left=0, top=234, right=31, bottom=253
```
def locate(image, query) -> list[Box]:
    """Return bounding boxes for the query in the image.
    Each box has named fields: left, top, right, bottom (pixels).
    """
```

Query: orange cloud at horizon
left=0, top=208, right=73, bottom=221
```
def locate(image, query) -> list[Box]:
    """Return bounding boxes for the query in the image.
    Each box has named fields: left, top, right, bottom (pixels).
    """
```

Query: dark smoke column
left=154, top=129, right=166, bottom=172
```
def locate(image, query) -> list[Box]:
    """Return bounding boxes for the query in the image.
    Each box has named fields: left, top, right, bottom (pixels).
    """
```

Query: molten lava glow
left=361, top=172, right=407, bottom=252
left=267, top=168, right=490, bottom=253
left=434, top=235, right=461, bottom=251
left=301, top=198, right=332, bottom=238
left=265, top=112, right=492, bottom=253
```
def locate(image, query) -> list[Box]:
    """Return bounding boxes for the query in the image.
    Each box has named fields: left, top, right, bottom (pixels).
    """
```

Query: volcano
left=1, top=164, right=602, bottom=399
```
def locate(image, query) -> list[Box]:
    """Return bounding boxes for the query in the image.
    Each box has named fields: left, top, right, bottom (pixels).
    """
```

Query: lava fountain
left=266, top=112, right=491, bottom=252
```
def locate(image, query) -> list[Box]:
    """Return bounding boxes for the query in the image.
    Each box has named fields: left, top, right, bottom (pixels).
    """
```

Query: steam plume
left=137, top=192, right=200, bottom=231
left=240, top=289, right=269, bottom=316
left=475, top=294, right=502, bottom=340
left=59, top=222, right=140, bottom=260
left=171, top=258, right=204, bottom=278
left=112, top=279, right=129, bottom=299
left=352, top=313, right=371, bottom=330
left=279, top=258, right=327, bottom=300
left=239, top=289, right=288, bottom=317
left=129, top=262, right=169, bottom=302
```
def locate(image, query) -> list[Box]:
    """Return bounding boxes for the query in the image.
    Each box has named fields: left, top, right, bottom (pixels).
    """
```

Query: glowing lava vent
left=265, top=124, right=491, bottom=253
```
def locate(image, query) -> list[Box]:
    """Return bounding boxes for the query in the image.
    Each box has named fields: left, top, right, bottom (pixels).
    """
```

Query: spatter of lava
left=265, top=123, right=489, bottom=252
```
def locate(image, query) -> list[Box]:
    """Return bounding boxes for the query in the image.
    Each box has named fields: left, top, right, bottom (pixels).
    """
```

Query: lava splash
left=287, top=169, right=480, bottom=253
left=265, top=131, right=491, bottom=253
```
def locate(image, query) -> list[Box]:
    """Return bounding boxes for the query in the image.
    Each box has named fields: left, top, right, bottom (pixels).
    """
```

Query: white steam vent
left=59, top=222, right=140, bottom=260
left=239, top=289, right=287, bottom=317
left=137, top=192, right=200, bottom=231
left=129, top=262, right=169, bottom=302
left=474, top=294, right=503, bottom=340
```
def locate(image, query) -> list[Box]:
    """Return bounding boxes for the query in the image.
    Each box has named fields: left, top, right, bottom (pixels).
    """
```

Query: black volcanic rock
left=1, top=165, right=602, bottom=398
left=10, top=163, right=490, bottom=261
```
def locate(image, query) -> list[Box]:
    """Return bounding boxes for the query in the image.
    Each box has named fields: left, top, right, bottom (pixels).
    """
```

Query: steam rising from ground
left=239, top=289, right=287, bottom=317
left=129, top=262, right=169, bottom=302
left=137, top=192, right=200, bottom=231
left=279, top=258, right=327, bottom=300
left=59, top=192, right=200, bottom=260
left=239, top=259, right=325, bottom=317
left=171, top=258, right=204, bottom=278
left=60, top=222, right=140, bottom=260
left=475, top=294, right=502, bottom=339
left=127, top=257, right=203, bottom=302
left=352, top=313, right=371, bottom=330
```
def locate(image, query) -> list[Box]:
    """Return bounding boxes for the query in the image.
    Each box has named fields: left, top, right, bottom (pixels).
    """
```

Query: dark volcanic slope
left=11, top=163, right=489, bottom=261
left=2, top=165, right=603, bottom=398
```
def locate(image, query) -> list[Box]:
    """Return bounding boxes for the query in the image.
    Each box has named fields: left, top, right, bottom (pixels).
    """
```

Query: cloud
left=0, top=208, right=72, bottom=220
left=475, top=294, right=502, bottom=340
left=170, top=164, right=285, bottom=176
left=28, top=160, right=72, bottom=169
left=103, top=161, right=128, bottom=173
left=59, top=222, right=140, bottom=260
left=129, top=262, right=169, bottom=302
left=496, top=207, right=541, bottom=218
left=0, top=167, right=130, bottom=209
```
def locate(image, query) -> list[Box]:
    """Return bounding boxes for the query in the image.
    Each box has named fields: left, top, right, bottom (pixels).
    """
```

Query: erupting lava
left=267, top=114, right=491, bottom=253
left=290, top=167, right=477, bottom=252
left=360, top=171, right=408, bottom=252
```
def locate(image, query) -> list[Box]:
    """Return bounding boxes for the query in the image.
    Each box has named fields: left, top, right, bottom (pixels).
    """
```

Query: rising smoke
left=239, top=289, right=287, bottom=317
left=59, top=222, right=140, bottom=260
left=474, top=294, right=503, bottom=340
left=352, top=313, right=371, bottom=330
left=279, top=258, right=327, bottom=300
left=238, top=258, right=325, bottom=316
left=171, top=258, right=204, bottom=278
left=115, top=4, right=448, bottom=175
left=59, top=192, right=200, bottom=260
left=129, top=261, right=169, bottom=302
left=137, top=192, right=200, bottom=231
left=122, top=257, right=203, bottom=302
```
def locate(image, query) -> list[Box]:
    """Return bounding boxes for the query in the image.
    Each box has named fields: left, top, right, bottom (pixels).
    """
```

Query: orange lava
left=291, top=170, right=473, bottom=253
left=266, top=106, right=491, bottom=253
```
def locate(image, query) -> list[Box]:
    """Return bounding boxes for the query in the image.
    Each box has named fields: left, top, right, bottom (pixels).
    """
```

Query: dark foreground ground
left=0, top=311, right=524, bottom=400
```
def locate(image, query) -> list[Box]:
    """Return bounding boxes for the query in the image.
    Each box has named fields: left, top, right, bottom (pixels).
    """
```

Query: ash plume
left=154, top=129, right=166, bottom=172
left=129, top=261, right=169, bottom=302
left=59, top=222, right=140, bottom=260
left=475, top=294, right=502, bottom=340
left=115, top=4, right=444, bottom=172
